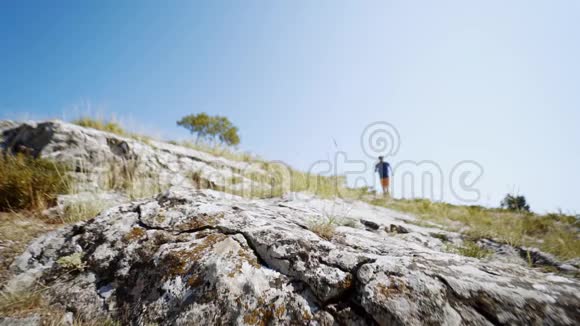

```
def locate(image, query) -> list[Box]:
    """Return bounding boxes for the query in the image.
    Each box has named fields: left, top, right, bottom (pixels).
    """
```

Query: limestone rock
left=0, top=120, right=271, bottom=195
left=388, top=224, right=409, bottom=234
left=0, top=315, right=41, bottom=326
left=7, top=187, right=580, bottom=325
left=360, top=219, right=380, bottom=230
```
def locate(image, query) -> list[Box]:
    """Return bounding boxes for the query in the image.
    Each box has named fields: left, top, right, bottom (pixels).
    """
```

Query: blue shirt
left=375, top=162, right=390, bottom=178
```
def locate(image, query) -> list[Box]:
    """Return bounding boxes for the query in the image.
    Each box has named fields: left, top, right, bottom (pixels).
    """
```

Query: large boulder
left=7, top=187, right=579, bottom=325
left=0, top=120, right=271, bottom=194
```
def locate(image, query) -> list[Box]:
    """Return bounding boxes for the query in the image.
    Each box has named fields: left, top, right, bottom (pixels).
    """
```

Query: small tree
left=220, top=126, right=240, bottom=146
left=177, top=113, right=240, bottom=146
left=177, top=113, right=211, bottom=143
left=500, top=193, right=530, bottom=212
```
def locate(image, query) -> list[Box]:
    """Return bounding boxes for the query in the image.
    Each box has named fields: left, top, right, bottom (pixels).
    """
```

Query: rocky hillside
left=1, top=120, right=579, bottom=325
left=1, top=120, right=271, bottom=195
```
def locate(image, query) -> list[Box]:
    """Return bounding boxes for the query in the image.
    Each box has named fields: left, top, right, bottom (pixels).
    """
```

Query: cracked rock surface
left=7, top=187, right=580, bottom=325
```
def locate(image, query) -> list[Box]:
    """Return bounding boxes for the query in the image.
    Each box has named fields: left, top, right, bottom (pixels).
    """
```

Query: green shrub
left=500, top=193, right=530, bottom=212
left=0, top=154, right=70, bottom=211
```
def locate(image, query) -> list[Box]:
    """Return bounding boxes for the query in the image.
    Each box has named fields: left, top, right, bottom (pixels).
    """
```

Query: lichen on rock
left=4, top=187, right=579, bottom=325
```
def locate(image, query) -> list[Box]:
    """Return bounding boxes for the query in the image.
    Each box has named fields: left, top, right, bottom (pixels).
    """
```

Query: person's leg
left=381, top=178, right=388, bottom=197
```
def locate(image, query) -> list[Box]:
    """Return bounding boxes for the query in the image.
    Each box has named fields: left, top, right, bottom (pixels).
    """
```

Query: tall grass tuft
left=0, top=287, right=47, bottom=318
left=72, top=117, right=126, bottom=136
left=72, top=117, right=152, bottom=144
left=60, top=200, right=108, bottom=224
left=102, top=158, right=166, bottom=199
left=0, top=153, right=70, bottom=211
left=307, top=218, right=337, bottom=240
left=0, top=285, right=122, bottom=324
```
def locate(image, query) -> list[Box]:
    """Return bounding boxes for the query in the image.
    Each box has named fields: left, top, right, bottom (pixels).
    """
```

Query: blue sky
left=1, top=1, right=579, bottom=213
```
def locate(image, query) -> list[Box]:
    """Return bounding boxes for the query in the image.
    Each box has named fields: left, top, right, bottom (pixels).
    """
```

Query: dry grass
left=60, top=200, right=108, bottom=224
left=444, top=240, right=493, bottom=259
left=306, top=212, right=359, bottom=240
left=0, top=286, right=120, bottom=325
left=72, top=117, right=126, bottom=136
left=289, top=171, right=347, bottom=198
left=236, top=161, right=370, bottom=200
left=176, top=140, right=372, bottom=201
left=177, top=140, right=259, bottom=163
left=188, top=170, right=226, bottom=192
left=372, top=198, right=580, bottom=260
left=289, top=172, right=372, bottom=201
left=307, top=218, right=338, bottom=240
left=0, top=212, right=58, bottom=284
left=0, top=154, right=71, bottom=211
left=72, top=117, right=152, bottom=145
left=0, top=287, right=48, bottom=318
left=103, top=158, right=166, bottom=199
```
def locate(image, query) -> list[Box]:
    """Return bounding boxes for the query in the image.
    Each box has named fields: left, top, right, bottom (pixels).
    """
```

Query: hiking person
left=375, top=156, right=392, bottom=196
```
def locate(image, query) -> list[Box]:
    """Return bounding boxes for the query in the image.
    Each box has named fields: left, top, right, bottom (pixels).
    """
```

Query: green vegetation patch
left=57, top=252, right=86, bottom=271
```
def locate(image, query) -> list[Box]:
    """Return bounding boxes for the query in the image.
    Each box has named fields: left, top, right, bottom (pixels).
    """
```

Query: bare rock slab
left=7, top=187, right=580, bottom=325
